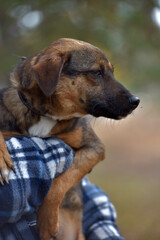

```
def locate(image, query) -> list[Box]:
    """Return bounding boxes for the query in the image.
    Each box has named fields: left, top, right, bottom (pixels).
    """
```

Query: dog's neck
left=1, top=87, right=84, bottom=138
left=17, top=91, right=46, bottom=117
left=0, top=87, right=58, bottom=136
left=28, top=116, right=57, bottom=137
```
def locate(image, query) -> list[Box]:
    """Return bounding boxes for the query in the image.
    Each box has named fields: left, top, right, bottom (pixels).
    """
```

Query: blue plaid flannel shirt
left=0, top=136, right=125, bottom=240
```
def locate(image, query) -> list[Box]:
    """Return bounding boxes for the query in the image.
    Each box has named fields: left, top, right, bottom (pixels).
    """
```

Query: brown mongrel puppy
left=0, top=38, right=139, bottom=240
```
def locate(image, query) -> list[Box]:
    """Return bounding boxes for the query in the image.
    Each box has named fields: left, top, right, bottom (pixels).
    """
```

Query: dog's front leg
left=37, top=120, right=105, bottom=240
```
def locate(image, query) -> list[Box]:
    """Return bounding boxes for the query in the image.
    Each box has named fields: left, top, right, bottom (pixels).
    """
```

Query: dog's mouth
left=87, top=97, right=140, bottom=120
left=88, top=104, right=130, bottom=120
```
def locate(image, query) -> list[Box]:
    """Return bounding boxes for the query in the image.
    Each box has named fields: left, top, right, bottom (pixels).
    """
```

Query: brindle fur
left=0, top=38, right=139, bottom=240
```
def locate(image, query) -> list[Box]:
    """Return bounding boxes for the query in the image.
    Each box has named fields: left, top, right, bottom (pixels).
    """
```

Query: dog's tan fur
left=0, top=38, right=139, bottom=240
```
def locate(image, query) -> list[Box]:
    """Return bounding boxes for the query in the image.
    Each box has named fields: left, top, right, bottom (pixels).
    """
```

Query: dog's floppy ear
left=33, top=53, right=66, bottom=96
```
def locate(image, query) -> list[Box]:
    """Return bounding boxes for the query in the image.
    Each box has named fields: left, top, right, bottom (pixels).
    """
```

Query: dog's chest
left=28, top=116, right=57, bottom=137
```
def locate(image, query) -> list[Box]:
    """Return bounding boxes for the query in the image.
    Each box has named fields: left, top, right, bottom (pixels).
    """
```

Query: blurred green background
left=0, top=0, right=160, bottom=239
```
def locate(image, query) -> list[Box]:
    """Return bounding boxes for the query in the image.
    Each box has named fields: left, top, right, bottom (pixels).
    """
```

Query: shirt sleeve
left=0, top=137, right=125, bottom=240
left=82, top=177, right=125, bottom=240
left=0, top=136, right=74, bottom=225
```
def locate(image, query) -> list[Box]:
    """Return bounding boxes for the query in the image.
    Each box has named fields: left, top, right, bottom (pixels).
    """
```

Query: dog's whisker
left=107, top=119, right=116, bottom=130
left=90, top=117, right=97, bottom=129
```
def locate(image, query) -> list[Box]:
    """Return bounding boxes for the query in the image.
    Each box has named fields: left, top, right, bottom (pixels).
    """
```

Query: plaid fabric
left=0, top=136, right=124, bottom=240
left=82, top=178, right=125, bottom=240
left=0, top=136, right=74, bottom=224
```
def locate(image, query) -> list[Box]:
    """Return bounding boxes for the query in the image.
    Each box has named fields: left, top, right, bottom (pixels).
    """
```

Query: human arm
left=0, top=136, right=125, bottom=240
left=0, top=136, right=74, bottom=224
left=82, top=177, right=125, bottom=240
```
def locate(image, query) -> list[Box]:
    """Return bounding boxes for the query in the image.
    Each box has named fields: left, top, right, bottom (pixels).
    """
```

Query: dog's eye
left=91, top=70, right=103, bottom=78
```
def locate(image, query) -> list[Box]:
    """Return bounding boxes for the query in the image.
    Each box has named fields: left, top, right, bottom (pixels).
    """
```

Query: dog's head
left=12, top=38, right=139, bottom=120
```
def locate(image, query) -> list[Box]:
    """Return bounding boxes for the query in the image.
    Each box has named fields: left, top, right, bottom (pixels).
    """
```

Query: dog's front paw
left=0, top=148, right=14, bottom=185
left=0, top=132, right=14, bottom=184
left=37, top=203, right=59, bottom=240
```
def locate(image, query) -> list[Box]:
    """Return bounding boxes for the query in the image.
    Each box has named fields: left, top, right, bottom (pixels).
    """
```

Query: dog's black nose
left=129, top=96, right=140, bottom=108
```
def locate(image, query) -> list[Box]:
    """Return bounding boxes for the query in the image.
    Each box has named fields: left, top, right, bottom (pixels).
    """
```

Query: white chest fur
left=28, top=116, right=57, bottom=137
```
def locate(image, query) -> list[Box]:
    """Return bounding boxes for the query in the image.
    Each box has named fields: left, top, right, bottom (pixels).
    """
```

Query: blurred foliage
left=0, top=0, right=160, bottom=89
